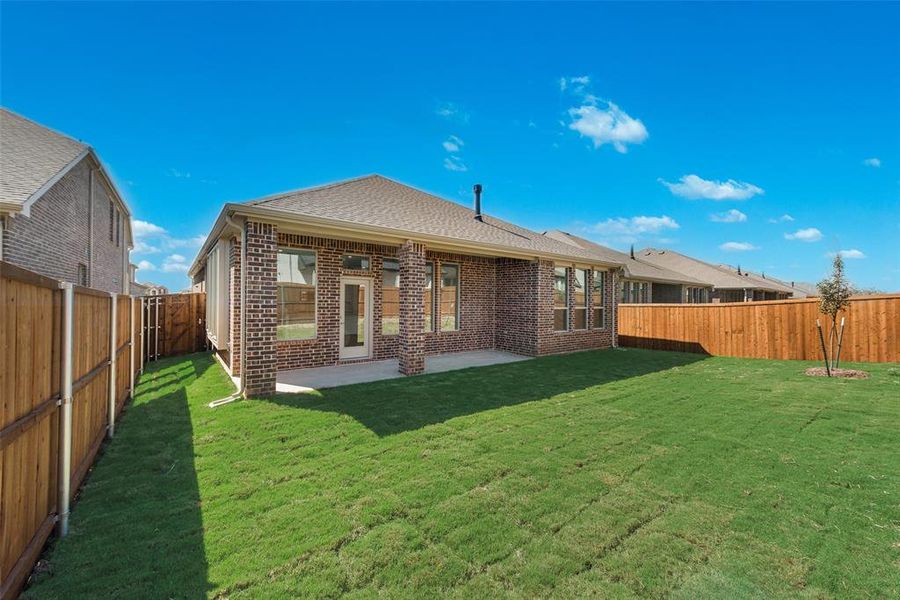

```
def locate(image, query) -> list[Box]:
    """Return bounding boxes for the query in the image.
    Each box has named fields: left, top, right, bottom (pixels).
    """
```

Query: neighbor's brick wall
left=2, top=156, right=127, bottom=292
left=242, top=221, right=277, bottom=396
left=228, top=235, right=242, bottom=375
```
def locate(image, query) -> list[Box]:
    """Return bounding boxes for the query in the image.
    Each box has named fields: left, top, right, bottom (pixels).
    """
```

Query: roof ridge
left=0, top=106, right=90, bottom=149
left=242, top=173, right=383, bottom=206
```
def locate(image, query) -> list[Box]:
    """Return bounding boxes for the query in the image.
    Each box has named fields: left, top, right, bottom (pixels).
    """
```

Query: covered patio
left=276, top=349, right=530, bottom=392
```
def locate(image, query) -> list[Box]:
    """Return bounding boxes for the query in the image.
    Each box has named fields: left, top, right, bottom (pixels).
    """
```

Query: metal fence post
left=108, top=293, right=117, bottom=437
left=58, top=282, right=75, bottom=536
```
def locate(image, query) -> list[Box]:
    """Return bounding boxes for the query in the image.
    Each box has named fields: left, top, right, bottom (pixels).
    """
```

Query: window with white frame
left=440, top=263, right=460, bottom=331
left=424, top=261, right=434, bottom=332
left=277, top=249, right=316, bottom=340
left=592, top=270, right=606, bottom=328
left=573, top=268, right=587, bottom=329
left=553, top=266, right=568, bottom=331
left=382, top=258, right=399, bottom=335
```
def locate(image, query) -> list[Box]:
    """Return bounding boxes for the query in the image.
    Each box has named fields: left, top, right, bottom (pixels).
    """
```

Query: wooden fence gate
left=142, top=293, right=206, bottom=361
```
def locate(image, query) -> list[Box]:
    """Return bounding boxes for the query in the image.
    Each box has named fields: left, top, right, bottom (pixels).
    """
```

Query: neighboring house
left=544, top=230, right=713, bottom=304
left=190, top=175, right=627, bottom=396
left=716, top=265, right=805, bottom=299
left=638, top=248, right=796, bottom=302
left=131, top=280, right=169, bottom=296
left=0, top=108, right=132, bottom=293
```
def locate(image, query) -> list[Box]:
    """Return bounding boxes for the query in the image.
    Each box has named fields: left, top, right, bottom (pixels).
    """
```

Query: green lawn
left=25, top=349, right=899, bottom=598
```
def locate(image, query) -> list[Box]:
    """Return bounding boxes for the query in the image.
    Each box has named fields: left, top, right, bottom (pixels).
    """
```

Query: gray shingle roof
left=638, top=248, right=793, bottom=293
left=543, top=230, right=710, bottom=286
left=716, top=265, right=806, bottom=296
left=1, top=108, right=88, bottom=210
left=241, top=175, right=626, bottom=265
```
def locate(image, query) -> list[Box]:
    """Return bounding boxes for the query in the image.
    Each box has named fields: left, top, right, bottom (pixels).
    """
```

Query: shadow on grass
left=260, top=348, right=706, bottom=436
left=24, top=355, right=212, bottom=599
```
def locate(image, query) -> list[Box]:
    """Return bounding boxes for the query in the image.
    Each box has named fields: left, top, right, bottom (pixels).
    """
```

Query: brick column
left=229, top=235, right=242, bottom=376
left=398, top=240, right=425, bottom=375
left=242, top=221, right=277, bottom=396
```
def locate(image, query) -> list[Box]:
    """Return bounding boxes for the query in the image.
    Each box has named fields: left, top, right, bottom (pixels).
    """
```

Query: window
left=382, top=258, right=399, bottom=335
left=424, top=261, right=434, bottom=332
left=277, top=249, right=316, bottom=340
left=342, top=254, right=370, bottom=270
left=115, top=210, right=121, bottom=247
left=592, top=270, right=606, bottom=328
left=553, top=266, right=568, bottom=331
left=77, top=264, right=88, bottom=286
left=573, top=268, right=587, bottom=329
left=640, top=282, right=650, bottom=303
left=440, top=263, right=459, bottom=331
left=108, top=200, right=114, bottom=241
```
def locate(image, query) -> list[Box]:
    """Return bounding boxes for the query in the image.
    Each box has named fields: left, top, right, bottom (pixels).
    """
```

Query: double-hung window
left=592, top=270, right=606, bottom=328
left=277, top=249, right=316, bottom=340
left=573, top=268, right=587, bottom=329
left=382, top=258, right=400, bottom=335
left=440, top=263, right=460, bottom=331
left=553, top=266, right=568, bottom=331
left=424, top=261, right=434, bottom=332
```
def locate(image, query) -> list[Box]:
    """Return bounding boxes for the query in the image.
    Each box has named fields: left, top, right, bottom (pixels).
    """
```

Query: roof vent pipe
left=473, top=184, right=483, bottom=221
left=630, top=244, right=635, bottom=259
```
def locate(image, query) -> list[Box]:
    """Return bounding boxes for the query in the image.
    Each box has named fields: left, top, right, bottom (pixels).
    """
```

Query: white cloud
left=559, top=75, right=591, bottom=93
left=133, top=240, right=161, bottom=254
left=161, top=254, right=189, bottom=273
left=131, top=218, right=204, bottom=254
left=768, top=214, right=795, bottom=223
left=660, top=174, right=764, bottom=201
left=136, top=260, right=156, bottom=271
left=442, top=135, right=464, bottom=153
left=436, top=101, right=469, bottom=123
left=167, top=168, right=191, bottom=179
left=829, top=249, right=866, bottom=259
left=719, top=241, right=758, bottom=252
left=133, top=219, right=167, bottom=238
left=784, top=227, right=823, bottom=242
left=710, top=209, right=747, bottom=223
left=863, top=157, right=881, bottom=168
left=567, top=102, right=648, bottom=153
left=443, top=156, right=468, bottom=172
left=588, top=215, right=679, bottom=237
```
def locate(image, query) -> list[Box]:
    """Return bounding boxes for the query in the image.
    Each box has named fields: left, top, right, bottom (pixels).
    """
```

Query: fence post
left=130, top=296, right=136, bottom=396
left=140, top=297, right=145, bottom=374
left=58, top=282, right=75, bottom=536
left=154, top=296, right=160, bottom=361
left=108, top=293, right=117, bottom=437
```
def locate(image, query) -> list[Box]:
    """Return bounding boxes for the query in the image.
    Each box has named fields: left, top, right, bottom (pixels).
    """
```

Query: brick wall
left=495, top=258, right=539, bottom=355
left=398, top=241, right=426, bottom=375
left=242, top=221, right=277, bottom=396
left=535, top=261, right=615, bottom=355
left=228, top=235, right=242, bottom=375
left=1, top=156, right=127, bottom=293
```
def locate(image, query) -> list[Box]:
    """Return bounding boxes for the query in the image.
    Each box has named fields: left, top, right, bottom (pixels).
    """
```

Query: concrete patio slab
left=276, top=349, right=530, bottom=393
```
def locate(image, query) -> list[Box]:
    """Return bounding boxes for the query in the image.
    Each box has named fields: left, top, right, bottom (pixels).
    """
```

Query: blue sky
left=3, top=2, right=898, bottom=291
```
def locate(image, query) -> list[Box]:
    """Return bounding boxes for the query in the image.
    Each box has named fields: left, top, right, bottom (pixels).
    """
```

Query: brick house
left=0, top=108, right=133, bottom=293
left=190, top=175, right=627, bottom=396
left=544, top=230, right=714, bottom=304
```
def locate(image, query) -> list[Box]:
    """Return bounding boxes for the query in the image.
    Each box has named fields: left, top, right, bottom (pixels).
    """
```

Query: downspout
left=210, top=213, right=247, bottom=407
left=612, top=268, right=620, bottom=348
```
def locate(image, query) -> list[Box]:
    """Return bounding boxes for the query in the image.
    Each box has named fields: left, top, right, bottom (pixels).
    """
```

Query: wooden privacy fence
left=0, top=262, right=143, bottom=600
left=618, top=294, right=900, bottom=363
left=142, top=293, right=207, bottom=361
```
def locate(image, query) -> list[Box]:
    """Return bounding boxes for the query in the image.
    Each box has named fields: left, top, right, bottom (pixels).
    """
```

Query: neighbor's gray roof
left=1, top=108, right=88, bottom=210
left=239, top=175, right=626, bottom=265
left=716, top=265, right=806, bottom=296
left=637, top=248, right=790, bottom=291
left=543, top=230, right=710, bottom=286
